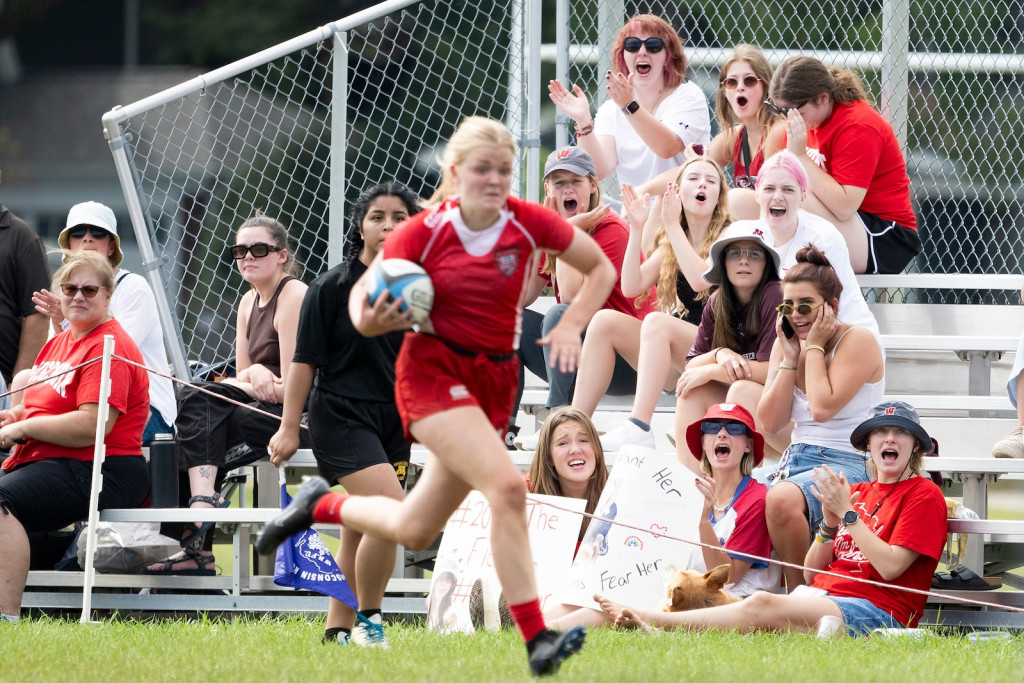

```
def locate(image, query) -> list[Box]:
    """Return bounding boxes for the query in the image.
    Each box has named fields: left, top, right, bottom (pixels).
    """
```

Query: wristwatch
left=622, top=100, right=640, bottom=115
left=843, top=510, right=860, bottom=526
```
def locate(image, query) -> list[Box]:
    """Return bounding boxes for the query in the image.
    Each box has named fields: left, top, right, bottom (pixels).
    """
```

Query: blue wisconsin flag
left=273, top=484, right=357, bottom=608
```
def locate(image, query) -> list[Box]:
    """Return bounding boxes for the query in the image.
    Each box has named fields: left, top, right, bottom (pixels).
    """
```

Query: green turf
left=5, top=615, right=1023, bottom=682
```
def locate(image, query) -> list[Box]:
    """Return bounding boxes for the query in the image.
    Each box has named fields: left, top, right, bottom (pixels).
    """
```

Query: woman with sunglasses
left=28, top=202, right=176, bottom=445
left=257, top=117, right=614, bottom=676
left=0, top=250, right=150, bottom=620
left=145, top=212, right=309, bottom=576
left=767, top=56, right=920, bottom=274
left=757, top=244, right=883, bottom=591
left=547, top=14, right=710, bottom=188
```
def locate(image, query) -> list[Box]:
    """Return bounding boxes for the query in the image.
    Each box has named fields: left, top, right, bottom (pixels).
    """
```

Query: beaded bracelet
left=820, top=521, right=840, bottom=535
left=575, top=123, right=594, bottom=137
left=807, top=344, right=827, bottom=354
left=815, top=532, right=835, bottom=544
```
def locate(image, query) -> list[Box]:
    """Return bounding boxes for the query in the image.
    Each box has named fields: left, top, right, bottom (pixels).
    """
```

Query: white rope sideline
left=43, top=351, right=1018, bottom=619
left=527, top=494, right=1024, bottom=615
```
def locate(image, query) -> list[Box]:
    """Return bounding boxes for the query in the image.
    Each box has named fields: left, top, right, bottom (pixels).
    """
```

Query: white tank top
left=790, top=328, right=884, bottom=452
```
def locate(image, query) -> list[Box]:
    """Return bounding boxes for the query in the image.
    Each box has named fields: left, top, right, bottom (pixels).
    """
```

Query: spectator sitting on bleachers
left=639, top=44, right=784, bottom=218
left=767, top=56, right=920, bottom=274
left=511, top=147, right=655, bottom=449
left=0, top=250, right=150, bottom=621
left=144, top=212, right=309, bottom=576
left=566, top=157, right=730, bottom=452
left=30, top=201, right=177, bottom=444
left=670, top=222, right=785, bottom=470
left=991, top=281, right=1024, bottom=459
left=548, top=13, right=711, bottom=189
left=595, top=401, right=948, bottom=637
left=758, top=245, right=884, bottom=591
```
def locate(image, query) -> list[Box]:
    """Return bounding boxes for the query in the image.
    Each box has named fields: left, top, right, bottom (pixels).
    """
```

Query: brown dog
left=661, top=564, right=741, bottom=612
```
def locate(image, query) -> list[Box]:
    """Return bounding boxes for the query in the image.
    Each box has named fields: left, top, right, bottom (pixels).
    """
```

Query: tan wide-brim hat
left=59, top=201, right=122, bottom=267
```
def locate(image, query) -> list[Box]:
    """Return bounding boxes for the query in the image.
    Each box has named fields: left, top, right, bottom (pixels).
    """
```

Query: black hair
left=339, top=182, right=421, bottom=281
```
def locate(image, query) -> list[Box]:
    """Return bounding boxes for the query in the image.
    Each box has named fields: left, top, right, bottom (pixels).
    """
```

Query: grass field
left=6, top=615, right=1024, bottom=682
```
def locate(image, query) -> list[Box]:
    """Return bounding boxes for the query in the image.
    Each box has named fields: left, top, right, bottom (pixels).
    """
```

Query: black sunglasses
left=722, top=75, right=761, bottom=90
left=622, top=37, right=665, bottom=54
left=764, top=99, right=806, bottom=117
left=775, top=302, right=824, bottom=316
left=229, top=242, right=282, bottom=260
left=60, top=284, right=104, bottom=298
left=700, top=421, right=748, bottom=436
left=67, top=226, right=112, bottom=240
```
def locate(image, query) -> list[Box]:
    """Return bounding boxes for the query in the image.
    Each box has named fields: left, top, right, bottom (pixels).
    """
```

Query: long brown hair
left=644, top=157, right=731, bottom=316
left=527, top=407, right=609, bottom=541
left=708, top=245, right=780, bottom=351
left=714, top=45, right=781, bottom=154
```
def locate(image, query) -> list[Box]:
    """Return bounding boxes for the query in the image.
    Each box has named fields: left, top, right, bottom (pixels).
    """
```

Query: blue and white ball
left=367, top=258, right=434, bottom=325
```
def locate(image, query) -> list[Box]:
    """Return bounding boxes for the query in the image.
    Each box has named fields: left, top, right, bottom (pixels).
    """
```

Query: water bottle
left=149, top=433, right=179, bottom=508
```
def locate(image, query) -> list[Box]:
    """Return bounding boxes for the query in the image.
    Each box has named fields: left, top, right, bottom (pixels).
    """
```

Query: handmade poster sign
left=426, top=490, right=585, bottom=633
left=554, top=445, right=706, bottom=612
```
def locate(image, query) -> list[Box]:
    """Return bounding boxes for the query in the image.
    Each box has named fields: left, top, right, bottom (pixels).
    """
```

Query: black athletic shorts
left=859, top=210, right=921, bottom=274
left=307, top=387, right=411, bottom=484
left=0, top=456, right=149, bottom=532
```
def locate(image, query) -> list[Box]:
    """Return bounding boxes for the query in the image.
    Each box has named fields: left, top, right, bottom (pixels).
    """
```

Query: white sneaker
left=600, top=419, right=655, bottom=452
left=992, top=426, right=1024, bottom=458
left=350, top=612, right=389, bottom=648
left=515, top=431, right=541, bottom=451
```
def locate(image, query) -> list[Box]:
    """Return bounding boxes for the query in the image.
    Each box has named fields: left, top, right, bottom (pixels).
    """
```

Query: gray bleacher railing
left=102, top=0, right=1024, bottom=378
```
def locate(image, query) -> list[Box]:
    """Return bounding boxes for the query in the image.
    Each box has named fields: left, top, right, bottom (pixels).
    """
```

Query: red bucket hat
left=685, top=403, right=765, bottom=467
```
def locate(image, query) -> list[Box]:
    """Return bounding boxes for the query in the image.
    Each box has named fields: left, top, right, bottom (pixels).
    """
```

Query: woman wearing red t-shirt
left=767, top=56, right=920, bottom=274
left=258, top=116, right=616, bottom=676
left=593, top=401, right=947, bottom=636
left=0, top=250, right=150, bottom=620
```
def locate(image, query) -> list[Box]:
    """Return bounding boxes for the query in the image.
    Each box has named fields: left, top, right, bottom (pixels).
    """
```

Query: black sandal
left=141, top=547, right=216, bottom=576
left=932, top=566, right=1001, bottom=590
left=180, top=493, right=230, bottom=550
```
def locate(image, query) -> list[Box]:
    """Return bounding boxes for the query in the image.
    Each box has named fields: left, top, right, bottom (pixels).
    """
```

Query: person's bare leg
left=725, top=380, right=791, bottom=459
left=727, top=188, right=760, bottom=221
left=339, top=408, right=539, bottom=605
left=631, top=315, right=695, bottom=423
left=800, top=194, right=868, bottom=274
left=326, top=464, right=404, bottom=631
left=572, top=311, right=642, bottom=416
left=595, top=591, right=841, bottom=633
left=0, top=510, right=30, bottom=616
left=766, top=481, right=811, bottom=590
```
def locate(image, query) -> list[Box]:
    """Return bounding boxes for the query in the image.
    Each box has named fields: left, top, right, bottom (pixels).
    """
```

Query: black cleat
left=255, top=476, right=331, bottom=554
left=527, top=626, right=586, bottom=676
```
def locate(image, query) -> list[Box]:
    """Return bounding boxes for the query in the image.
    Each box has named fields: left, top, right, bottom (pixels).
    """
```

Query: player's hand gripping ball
left=367, top=258, right=434, bottom=325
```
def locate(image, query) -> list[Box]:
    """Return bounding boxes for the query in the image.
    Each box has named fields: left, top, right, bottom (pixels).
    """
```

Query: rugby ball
left=367, top=258, right=434, bottom=325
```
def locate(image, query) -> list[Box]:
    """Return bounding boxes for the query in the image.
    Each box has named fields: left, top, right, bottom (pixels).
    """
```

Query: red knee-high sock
left=312, top=493, right=350, bottom=525
left=508, top=598, right=545, bottom=643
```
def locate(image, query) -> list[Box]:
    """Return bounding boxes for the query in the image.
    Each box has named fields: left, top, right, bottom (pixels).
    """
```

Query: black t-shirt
left=292, top=258, right=404, bottom=401
left=0, top=205, right=51, bottom=383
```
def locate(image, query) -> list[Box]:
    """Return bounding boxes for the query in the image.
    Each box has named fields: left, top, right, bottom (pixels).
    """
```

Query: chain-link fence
left=104, top=0, right=1024, bottom=377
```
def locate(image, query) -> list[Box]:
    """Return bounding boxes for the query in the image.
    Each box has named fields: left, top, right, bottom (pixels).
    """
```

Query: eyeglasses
left=229, top=242, right=282, bottom=260
left=60, top=284, right=103, bottom=298
left=775, top=302, right=824, bottom=316
left=622, top=37, right=665, bottom=54
left=67, top=226, right=112, bottom=240
left=722, top=75, right=761, bottom=90
left=725, top=247, right=765, bottom=261
left=700, top=421, right=749, bottom=436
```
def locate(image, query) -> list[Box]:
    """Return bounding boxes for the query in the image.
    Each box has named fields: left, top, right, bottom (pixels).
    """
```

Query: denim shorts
left=826, top=596, right=900, bottom=636
left=769, top=443, right=869, bottom=536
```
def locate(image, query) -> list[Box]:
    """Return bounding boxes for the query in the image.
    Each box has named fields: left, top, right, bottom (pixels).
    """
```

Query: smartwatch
left=843, top=510, right=859, bottom=526
left=622, top=100, right=640, bottom=115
